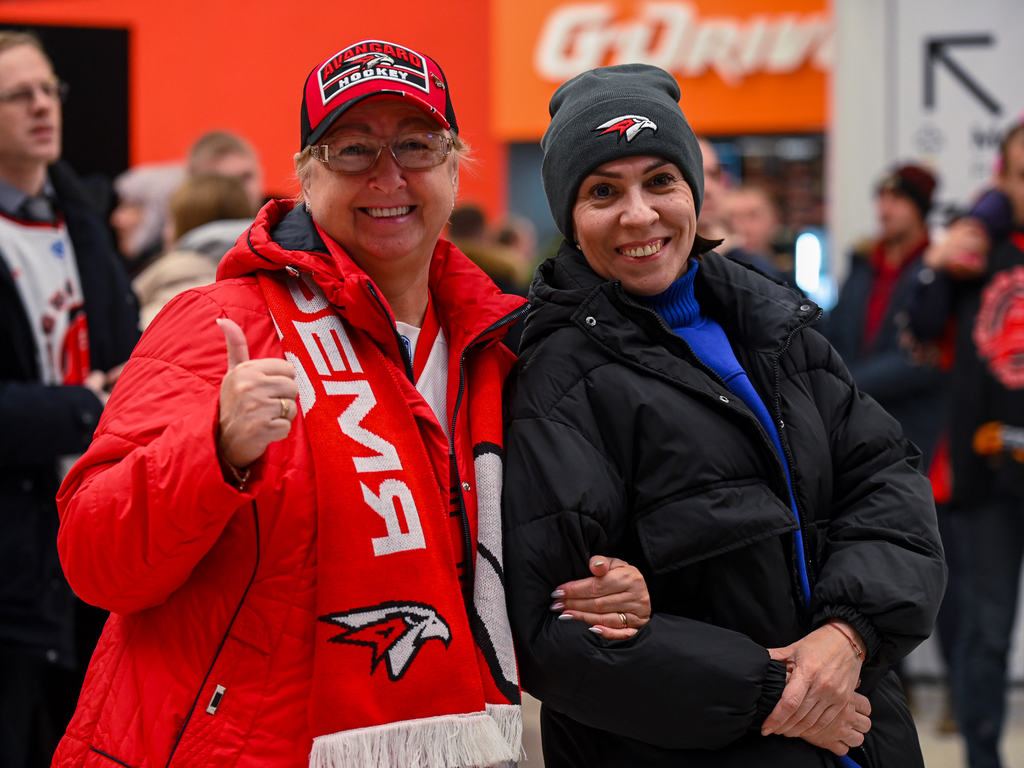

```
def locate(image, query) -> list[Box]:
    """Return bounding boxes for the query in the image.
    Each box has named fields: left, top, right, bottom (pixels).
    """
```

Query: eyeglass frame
left=0, top=80, right=70, bottom=107
left=309, top=131, right=454, bottom=175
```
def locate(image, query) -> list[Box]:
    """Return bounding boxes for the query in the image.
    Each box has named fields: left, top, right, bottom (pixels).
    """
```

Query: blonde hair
left=0, top=31, right=52, bottom=66
left=295, top=131, right=472, bottom=202
left=188, top=131, right=258, bottom=175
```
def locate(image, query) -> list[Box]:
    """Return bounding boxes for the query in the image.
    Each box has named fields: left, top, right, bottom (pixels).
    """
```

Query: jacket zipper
left=89, top=747, right=135, bottom=768
left=166, top=505, right=261, bottom=767
left=366, top=281, right=415, bottom=381
left=448, top=301, right=530, bottom=605
left=769, top=307, right=823, bottom=598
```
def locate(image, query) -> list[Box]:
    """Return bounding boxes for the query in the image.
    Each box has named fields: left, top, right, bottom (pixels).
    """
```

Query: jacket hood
left=522, top=241, right=819, bottom=355
left=219, top=199, right=526, bottom=356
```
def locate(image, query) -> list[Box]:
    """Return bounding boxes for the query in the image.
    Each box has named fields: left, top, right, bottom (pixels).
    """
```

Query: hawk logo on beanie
left=594, top=115, right=658, bottom=142
left=319, top=602, right=452, bottom=681
left=317, top=41, right=430, bottom=106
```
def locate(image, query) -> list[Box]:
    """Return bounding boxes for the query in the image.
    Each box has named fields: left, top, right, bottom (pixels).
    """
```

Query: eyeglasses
left=310, top=132, right=453, bottom=174
left=0, top=80, right=69, bottom=107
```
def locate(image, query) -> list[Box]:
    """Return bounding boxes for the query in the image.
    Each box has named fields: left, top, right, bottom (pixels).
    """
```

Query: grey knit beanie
left=541, top=64, right=704, bottom=242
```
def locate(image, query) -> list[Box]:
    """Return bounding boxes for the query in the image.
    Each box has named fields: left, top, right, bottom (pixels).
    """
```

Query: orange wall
left=0, top=0, right=507, bottom=217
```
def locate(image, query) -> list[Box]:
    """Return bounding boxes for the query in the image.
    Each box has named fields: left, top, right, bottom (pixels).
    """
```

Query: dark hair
left=448, top=205, right=486, bottom=240
left=1001, top=123, right=1024, bottom=171
left=690, top=233, right=723, bottom=261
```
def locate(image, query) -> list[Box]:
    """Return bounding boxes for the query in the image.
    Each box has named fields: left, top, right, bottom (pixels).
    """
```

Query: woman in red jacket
left=52, top=40, right=648, bottom=768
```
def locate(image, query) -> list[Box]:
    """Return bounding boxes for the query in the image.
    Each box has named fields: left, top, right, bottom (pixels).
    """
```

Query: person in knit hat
left=824, top=162, right=947, bottom=469
left=502, top=64, right=943, bottom=768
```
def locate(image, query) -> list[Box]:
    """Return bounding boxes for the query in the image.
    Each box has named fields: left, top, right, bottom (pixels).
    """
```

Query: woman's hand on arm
left=550, top=555, right=651, bottom=640
left=761, top=621, right=866, bottom=739
left=216, top=318, right=298, bottom=470
left=798, top=692, right=872, bottom=756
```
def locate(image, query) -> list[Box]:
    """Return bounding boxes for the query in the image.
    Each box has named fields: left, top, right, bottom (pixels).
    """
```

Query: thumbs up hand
left=216, top=318, right=298, bottom=470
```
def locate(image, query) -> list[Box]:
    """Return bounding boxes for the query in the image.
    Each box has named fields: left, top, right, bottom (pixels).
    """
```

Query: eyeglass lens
left=325, top=133, right=447, bottom=173
left=0, top=81, right=68, bottom=105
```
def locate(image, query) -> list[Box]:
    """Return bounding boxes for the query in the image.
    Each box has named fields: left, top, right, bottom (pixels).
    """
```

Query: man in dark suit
left=0, top=31, right=139, bottom=766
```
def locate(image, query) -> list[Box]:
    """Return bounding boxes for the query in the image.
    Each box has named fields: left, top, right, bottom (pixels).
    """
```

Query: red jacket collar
left=218, top=199, right=526, bottom=358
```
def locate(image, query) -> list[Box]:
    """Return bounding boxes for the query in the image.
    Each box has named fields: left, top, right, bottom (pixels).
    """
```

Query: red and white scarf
left=259, top=271, right=521, bottom=768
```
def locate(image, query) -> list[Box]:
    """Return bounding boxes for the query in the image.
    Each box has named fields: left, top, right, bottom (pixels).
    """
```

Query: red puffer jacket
left=52, top=201, right=526, bottom=767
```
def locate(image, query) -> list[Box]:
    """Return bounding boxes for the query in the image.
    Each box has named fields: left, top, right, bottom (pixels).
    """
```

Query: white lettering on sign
left=323, top=379, right=403, bottom=474
left=362, top=479, right=426, bottom=556
left=534, top=1, right=833, bottom=86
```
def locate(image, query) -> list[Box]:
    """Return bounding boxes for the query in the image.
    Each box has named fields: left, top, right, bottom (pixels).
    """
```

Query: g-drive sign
left=318, top=41, right=430, bottom=105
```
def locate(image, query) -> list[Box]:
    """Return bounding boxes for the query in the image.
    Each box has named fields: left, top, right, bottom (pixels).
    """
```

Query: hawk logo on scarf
left=594, top=115, right=658, bottom=142
left=320, top=602, right=452, bottom=681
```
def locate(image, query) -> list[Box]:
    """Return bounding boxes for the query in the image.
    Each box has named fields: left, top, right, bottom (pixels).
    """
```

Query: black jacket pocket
left=636, top=478, right=798, bottom=574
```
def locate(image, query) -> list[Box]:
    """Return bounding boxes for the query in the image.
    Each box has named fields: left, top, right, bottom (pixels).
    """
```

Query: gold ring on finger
left=280, top=398, right=290, bottom=419
left=618, top=612, right=627, bottom=629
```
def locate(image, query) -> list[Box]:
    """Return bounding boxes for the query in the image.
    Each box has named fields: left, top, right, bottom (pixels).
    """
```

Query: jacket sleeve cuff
left=750, top=659, right=788, bottom=731
left=814, top=605, right=882, bottom=661
left=207, top=399, right=266, bottom=500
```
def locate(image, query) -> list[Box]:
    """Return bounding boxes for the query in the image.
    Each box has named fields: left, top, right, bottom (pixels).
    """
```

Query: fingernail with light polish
left=557, top=612, right=574, bottom=621
left=550, top=602, right=564, bottom=611
left=589, top=626, right=603, bottom=635
left=550, top=589, right=565, bottom=598
left=592, top=560, right=605, bottom=567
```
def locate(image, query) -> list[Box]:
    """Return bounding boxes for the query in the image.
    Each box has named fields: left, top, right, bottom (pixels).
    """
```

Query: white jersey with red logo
left=0, top=211, right=87, bottom=385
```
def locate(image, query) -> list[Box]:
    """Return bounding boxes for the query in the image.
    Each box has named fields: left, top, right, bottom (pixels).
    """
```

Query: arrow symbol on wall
left=924, top=35, right=1001, bottom=116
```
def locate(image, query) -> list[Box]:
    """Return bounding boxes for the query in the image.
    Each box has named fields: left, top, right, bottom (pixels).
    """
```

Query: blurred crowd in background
left=4, top=19, right=1024, bottom=768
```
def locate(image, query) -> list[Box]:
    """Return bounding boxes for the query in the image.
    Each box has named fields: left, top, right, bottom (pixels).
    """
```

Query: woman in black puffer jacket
left=501, top=64, right=945, bottom=768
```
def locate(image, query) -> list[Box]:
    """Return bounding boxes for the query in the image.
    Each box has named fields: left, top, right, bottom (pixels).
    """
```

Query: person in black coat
left=907, top=124, right=1024, bottom=768
left=0, top=32, right=139, bottom=766
left=823, top=164, right=947, bottom=468
left=502, top=63, right=945, bottom=768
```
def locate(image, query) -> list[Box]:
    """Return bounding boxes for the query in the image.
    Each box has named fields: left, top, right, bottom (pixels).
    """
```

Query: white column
left=828, top=0, right=892, bottom=285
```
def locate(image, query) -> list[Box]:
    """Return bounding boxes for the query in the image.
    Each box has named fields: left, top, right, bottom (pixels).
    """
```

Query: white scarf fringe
left=309, top=710, right=518, bottom=768
left=486, top=703, right=524, bottom=761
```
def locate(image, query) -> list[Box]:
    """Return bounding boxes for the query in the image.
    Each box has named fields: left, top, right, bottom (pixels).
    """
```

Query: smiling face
left=572, top=155, right=697, bottom=296
left=0, top=44, right=61, bottom=181
left=298, top=99, right=457, bottom=279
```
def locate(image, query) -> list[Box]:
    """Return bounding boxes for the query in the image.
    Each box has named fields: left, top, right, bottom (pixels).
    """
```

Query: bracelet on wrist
left=826, top=621, right=866, bottom=662
left=225, top=461, right=251, bottom=491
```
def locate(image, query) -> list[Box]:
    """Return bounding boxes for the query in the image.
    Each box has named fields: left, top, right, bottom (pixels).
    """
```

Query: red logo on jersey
left=61, top=305, right=90, bottom=385
left=974, top=266, right=1024, bottom=389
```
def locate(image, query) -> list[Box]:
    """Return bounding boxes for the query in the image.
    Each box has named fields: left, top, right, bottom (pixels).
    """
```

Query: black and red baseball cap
left=300, top=39, right=458, bottom=150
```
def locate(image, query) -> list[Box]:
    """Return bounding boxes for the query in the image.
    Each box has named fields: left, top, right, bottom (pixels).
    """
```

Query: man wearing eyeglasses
left=0, top=31, right=139, bottom=767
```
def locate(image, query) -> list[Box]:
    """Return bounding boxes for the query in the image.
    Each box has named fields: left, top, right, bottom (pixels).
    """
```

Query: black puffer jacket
left=502, top=246, right=945, bottom=768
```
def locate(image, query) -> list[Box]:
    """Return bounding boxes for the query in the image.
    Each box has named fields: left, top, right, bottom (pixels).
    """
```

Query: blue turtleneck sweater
left=639, top=262, right=812, bottom=608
